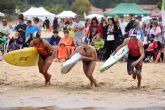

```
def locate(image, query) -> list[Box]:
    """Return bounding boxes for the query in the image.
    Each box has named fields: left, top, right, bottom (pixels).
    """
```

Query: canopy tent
left=0, top=12, right=5, bottom=17
left=22, top=7, right=56, bottom=17
left=85, top=14, right=104, bottom=20
left=104, top=3, right=150, bottom=17
left=57, top=11, right=76, bottom=18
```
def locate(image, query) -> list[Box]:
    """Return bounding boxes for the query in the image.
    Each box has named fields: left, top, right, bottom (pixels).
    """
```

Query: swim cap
left=81, top=37, right=89, bottom=44
left=33, top=32, right=40, bottom=38
left=129, top=29, right=138, bottom=37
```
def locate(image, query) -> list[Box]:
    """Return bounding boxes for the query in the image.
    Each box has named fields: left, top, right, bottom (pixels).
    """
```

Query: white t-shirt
left=72, top=21, right=85, bottom=39
left=150, top=26, right=161, bottom=37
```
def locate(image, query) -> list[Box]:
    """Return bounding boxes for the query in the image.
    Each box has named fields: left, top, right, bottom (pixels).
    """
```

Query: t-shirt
left=59, top=37, right=74, bottom=46
left=72, top=21, right=85, bottom=39
left=147, top=41, right=157, bottom=51
left=49, top=35, right=61, bottom=46
left=57, top=46, right=68, bottom=59
left=25, top=25, right=39, bottom=38
left=15, top=23, right=27, bottom=38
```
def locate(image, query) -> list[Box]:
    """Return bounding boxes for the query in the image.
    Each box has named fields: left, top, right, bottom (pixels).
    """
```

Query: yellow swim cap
left=33, top=32, right=40, bottom=38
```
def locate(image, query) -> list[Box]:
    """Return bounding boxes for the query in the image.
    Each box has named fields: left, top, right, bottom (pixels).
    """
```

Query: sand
left=0, top=60, right=165, bottom=109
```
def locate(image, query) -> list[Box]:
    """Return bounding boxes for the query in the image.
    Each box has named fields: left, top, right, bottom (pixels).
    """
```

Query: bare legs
left=38, top=56, right=53, bottom=86
left=83, top=61, right=97, bottom=88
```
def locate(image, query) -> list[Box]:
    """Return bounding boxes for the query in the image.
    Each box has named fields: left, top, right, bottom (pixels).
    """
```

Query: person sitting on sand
left=115, top=29, right=145, bottom=89
left=8, top=32, right=23, bottom=51
left=58, top=30, right=75, bottom=56
left=55, top=43, right=69, bottom=62
left=72, top=37, right=97, bottom=88
left=30, top=32, right=55, bottom=86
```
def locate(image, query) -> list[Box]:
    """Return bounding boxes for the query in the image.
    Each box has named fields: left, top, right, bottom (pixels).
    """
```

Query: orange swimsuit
left=34, top=39, right=50, bottom=60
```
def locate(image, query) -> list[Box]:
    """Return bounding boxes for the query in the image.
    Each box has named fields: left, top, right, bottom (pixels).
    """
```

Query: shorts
left=127, top=55, right=142, bottom=74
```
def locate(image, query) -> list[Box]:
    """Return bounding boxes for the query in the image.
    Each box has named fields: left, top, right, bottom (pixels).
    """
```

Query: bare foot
left=45, top=74, right=51, bottom=86
left=137, top=86, right=141, bottom=90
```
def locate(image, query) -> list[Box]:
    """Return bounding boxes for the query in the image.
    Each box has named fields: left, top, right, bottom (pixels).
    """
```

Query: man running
left=73, top=37, right=97, bottom=88
left=115, top=29, right=145, bottom=89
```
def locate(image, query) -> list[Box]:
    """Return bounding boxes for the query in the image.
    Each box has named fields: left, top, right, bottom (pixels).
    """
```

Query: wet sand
left=0, top=61, right=165, bottom=110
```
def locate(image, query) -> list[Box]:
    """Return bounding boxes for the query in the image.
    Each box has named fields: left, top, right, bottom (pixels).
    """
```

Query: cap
left=33, top=32, right=40, bottom=38
left=81, top=37, right=90, bottom=44
left=129, top=29, right=138, bottom=37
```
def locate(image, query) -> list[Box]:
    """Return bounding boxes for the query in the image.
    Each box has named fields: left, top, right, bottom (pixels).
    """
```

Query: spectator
left=84, top=19, right=91, bottom=37
left=15, top=17, right=27, bottom=44
left=144, top=34, right=158, bottom=62
left=119, top=16, right=127, bottom=36
left=24, top=33, right=33, bottom=47
left=0, top=30, right=6, bottom=52
left=125, top=13, right=135, bottom=38
left=58, top=30, right=75, bottom=56
left=91, top=35, right=104, bottom=50
left=25, top=20, right=39, bottom=40
left=53, top=17, right=58, bottom=30
left=71, top=15, right=85, bottom=47
left=0, top=19, right=10, bottom=38
left=133, top=21, right=144, bottom=41
left=33, top=17, right=41, bottom=34
left=55, top=43, right=69, bottom=62
left=100, top=18, right=107, bottom=39
left=49, top=30, right=61, bottom=46
left=150, top=22, right=162, bottom=43
left=8, top=32, right=22, bottom=51
left=44, top=17, right=50, bottom=30
left=87, top=17, right=102, bottom=43
left=103, top=17, right=120, bottom=60
left=115, top=20, right=123, bottom=47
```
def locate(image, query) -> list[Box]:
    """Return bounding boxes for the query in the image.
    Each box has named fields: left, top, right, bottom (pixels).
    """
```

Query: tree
left=71, top=0, right=91, bottom=15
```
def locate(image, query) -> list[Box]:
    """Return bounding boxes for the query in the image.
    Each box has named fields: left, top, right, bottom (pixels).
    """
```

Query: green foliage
left=71, top=0, right=91, bottom=15
left=45, top=4, right=70, bottom=14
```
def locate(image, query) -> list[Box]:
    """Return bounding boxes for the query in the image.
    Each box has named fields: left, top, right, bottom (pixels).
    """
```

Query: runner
left=73, top=37, right=97, bottom=88
left=115, top=29, right=145, bottom=89
left=30, top=32, right=55, bottom=86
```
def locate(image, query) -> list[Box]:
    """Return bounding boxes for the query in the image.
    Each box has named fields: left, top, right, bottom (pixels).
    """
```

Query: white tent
left=57, top=11, right=76, bottom=18
left=0, top=12, right=5, bottom=17
left=22, top=7, right=56, bottom=17
left=85, top=14, right=104, bottom=20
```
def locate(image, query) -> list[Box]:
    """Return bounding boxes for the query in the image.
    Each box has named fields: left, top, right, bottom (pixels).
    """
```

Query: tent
left=104, top=3, right=149, bottom=16
left=22, top=7, right=56, bottom=17
left=57, top=11, right=76, bottom=18
left=85, top=14, right=104, bottom=20
left=0, top=12, right=5, bottom=17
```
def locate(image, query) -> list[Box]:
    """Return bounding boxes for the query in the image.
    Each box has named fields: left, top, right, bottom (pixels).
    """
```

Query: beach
left=0, top=61, right=165, bottom=110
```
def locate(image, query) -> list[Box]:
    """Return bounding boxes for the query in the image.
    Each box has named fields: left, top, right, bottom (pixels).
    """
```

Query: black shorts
left=127, top=55, right=142, bottom=74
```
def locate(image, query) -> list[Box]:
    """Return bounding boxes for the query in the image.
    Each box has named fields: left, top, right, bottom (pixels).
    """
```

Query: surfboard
left=61, top=53, right=81, bottom=74
left=100, top=45, right=129, bottom=72
left=3, top=47, right=39, bottom=67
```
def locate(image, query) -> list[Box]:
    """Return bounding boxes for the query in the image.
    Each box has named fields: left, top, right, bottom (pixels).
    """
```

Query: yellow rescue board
left=3, top=47, right=39, bottom=67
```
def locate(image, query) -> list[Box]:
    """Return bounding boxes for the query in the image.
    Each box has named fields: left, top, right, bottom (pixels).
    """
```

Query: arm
left=43, top=39, right=54, bottom=52
left=115, top=38, right=128, bottom=52
left=30, top=40, right=34, bottom=47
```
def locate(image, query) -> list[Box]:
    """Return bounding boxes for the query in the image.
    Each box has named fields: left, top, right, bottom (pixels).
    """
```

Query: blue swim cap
left=81, top=37, right=89, bottom=44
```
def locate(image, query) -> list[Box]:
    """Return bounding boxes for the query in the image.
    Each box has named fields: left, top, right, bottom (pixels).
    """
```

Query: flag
left=162, top=0, right=165, bottom=40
